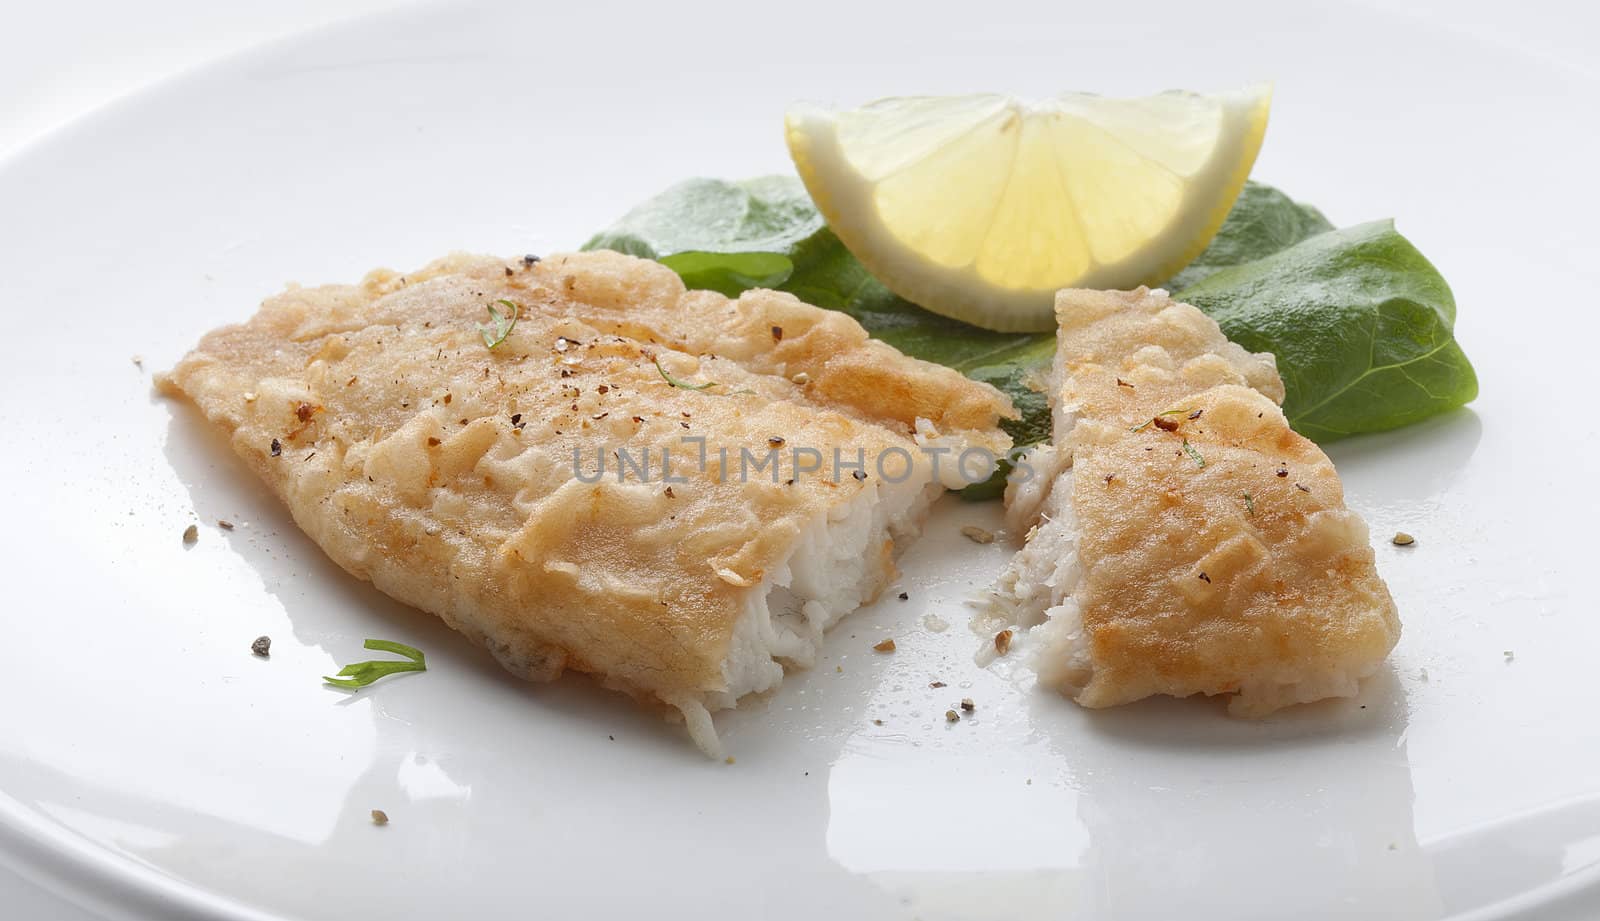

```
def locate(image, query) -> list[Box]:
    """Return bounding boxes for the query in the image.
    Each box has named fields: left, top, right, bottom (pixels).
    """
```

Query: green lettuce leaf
left=1176, top=220, right=1477, bottom=440
left=658, top=251, right=794, bottom=297
left=1161, top=181, right=1334, bottom=291
left=582, top=175, right=1477, bottom=479
left=583, top=176, right=823, bottom=257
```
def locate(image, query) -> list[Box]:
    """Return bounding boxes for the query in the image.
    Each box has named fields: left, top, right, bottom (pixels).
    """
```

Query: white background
left=2, top=0, right=1595, bottom=164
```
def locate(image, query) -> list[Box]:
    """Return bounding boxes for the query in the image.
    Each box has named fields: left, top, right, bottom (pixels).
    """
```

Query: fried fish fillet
left=161, top=250, right=1012, bottom=754
left=991, top=287, right=1399, bottom=715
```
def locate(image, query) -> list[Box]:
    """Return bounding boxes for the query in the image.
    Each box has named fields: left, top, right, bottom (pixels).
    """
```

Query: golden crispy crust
left=1070, top=387, right=1399, bottom=710
left=1055, top=286, right=1284, bottom=430
left=160, top=250, right=1012, bottom=704
left=1044, top=288, right=1398, bottom=712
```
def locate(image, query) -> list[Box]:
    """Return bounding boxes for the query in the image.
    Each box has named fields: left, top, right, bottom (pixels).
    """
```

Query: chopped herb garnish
left=1242, top=491, right=1256, bottom=516
left=323, top=639, right=427, bottom=689
left=653, top=357, right=716, bottom=390
left=478, top=299, right=520, bottom=349
left=1182, top=440, right=1206, bottom=468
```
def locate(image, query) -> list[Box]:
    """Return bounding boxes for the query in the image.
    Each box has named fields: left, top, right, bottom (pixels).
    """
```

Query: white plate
left=2, top=1, right=1597, bottom=919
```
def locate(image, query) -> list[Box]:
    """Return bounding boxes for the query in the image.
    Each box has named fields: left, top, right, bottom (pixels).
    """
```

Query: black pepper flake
left=1295, top=483, right=1311, bottom=493
left=960, top=698, right=975, bottom=712
left=1198, top=572, right=1212, bottom=583
left=771, top=325, right=784, bottom=341
left=930, top=681, right=946, bottom=688
left=251, top=635, right=271, bottom=657
left=597, top=384, right=610, bottom=394
left=664, top=486, right=675, bottom=498
left=443, top=393, right=452, bottom=405
left=1276, top=468, right=1289, bottom=477
left=852, top=470, right=867, bottom=481
left=1116, top=378, right=1134, bottom=388
left=1104, top=473, right=1115, bottom=485
left=680, top=421, right=690, bottom=429
left=269, top=438, right=282, bottom=457
left=427, top=437, right=441, bottom=447
left=522, top=254, right=540, bottom=268
left=898, top=592, right=909, bottom=601
left=1188, top=409, right=1204, bottom=421
left=510, top=413, right=522, bottom=424
left=592, top=412, right=608, bottom=420
left=504, top=266, right=514, bottom=277
left=631, top=416, right=644, bottom=424
left=768, top=436, right=785, bottom=447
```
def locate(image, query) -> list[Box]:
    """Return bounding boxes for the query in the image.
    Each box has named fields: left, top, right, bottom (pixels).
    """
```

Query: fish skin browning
left=161, top=250, right=1012, bottom=750
left=999, top=287, right=1399, bottom=715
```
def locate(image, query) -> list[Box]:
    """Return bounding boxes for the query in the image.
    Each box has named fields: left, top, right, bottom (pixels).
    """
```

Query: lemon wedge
left=785, top=86, right=1272, bottom=332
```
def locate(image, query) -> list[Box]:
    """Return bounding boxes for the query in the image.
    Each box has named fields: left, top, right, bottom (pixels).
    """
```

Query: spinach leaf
left=1177, top=220, right=1477, bottom=440
left=658, top=251, right=794, bottom=297
left=583, top=176, right=823, bottom=257
left=583, top=175, right=1476, bottom=470
left=1162, top=181, right=1334, bottom=291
